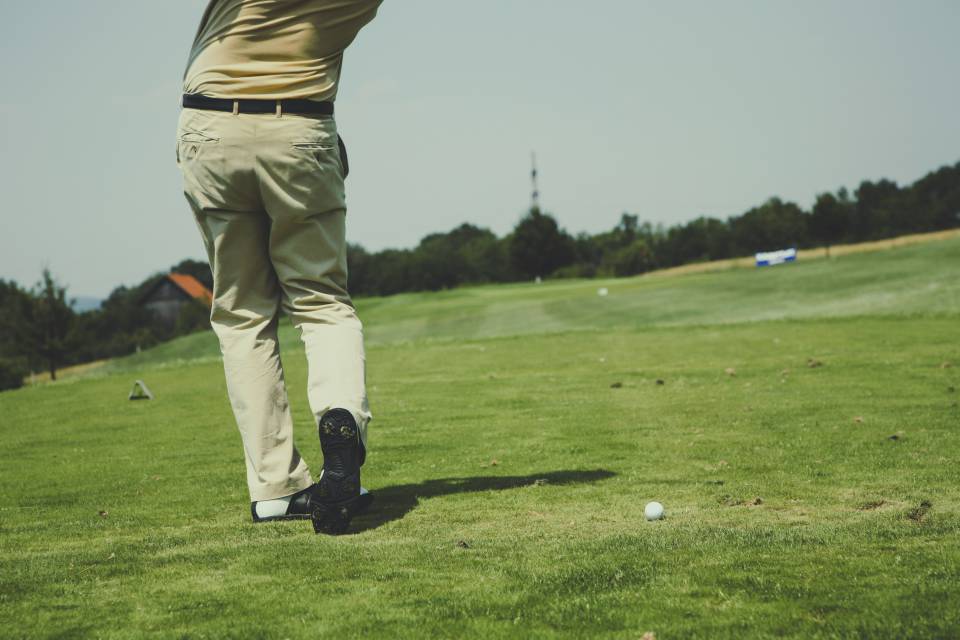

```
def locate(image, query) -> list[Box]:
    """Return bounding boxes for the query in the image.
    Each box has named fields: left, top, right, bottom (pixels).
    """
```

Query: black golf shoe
left=251, top=483, right=372, bottom=524
left=311, top=408, right=365, bottom=535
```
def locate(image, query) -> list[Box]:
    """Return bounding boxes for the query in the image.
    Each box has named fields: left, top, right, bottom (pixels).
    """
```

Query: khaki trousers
left=176, top=106, right=370, bottom=502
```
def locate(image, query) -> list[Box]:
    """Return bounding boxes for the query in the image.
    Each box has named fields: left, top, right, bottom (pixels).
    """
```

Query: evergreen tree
left=9, top=269, right=79, bottom=380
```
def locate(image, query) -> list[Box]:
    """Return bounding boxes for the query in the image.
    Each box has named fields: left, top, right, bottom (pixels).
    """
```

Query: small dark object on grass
left=719, top=494, right=762, bottom=507
left=948, top=386, right=956, bottom=393
left=610, top=382, right=623, bottom=389
left=854, top=416, right=864, bottom=424
left=888, top=433, right=902, bottom=441
left=907, top=501, right=932, bottom=522
left=655, top=379, right=665, bottom=386
left=807, top=358, right=824, bottom=368
left=456, top=540, right=471, bottom=549
left=940, top=361, right=953, bottom=369
left=98, top=510, right=108, bottom=518
left=857, top=500, right=886, bottom=511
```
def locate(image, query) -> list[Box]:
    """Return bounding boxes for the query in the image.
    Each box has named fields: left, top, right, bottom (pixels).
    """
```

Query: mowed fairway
left=1, top=237, right=959, bottom=639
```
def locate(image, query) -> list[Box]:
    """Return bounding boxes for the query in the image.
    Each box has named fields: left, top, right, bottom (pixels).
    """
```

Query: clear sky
left=1, top=1, right=958, bottom=298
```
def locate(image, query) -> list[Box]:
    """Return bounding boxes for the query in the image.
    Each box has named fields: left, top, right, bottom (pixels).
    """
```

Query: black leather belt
left=182, top=93, right=334, bottom=116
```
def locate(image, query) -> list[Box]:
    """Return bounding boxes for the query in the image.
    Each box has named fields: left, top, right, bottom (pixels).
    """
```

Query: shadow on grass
left=350, top=469, right=616, bottom=533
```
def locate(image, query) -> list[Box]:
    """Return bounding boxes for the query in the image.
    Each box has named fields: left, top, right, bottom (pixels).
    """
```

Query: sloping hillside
left=104, top=233, right=960, bottom=374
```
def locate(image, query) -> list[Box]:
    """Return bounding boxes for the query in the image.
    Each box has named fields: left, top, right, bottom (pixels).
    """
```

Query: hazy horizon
left=2, top=1, right=959, bottom=298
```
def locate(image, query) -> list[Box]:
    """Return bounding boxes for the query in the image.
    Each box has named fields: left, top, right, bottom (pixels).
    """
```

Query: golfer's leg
left=269, top=209, right=371, bottom=455
left=191, top=204, right=314, bottom=501
left=257, top=117, right=371, bottom=455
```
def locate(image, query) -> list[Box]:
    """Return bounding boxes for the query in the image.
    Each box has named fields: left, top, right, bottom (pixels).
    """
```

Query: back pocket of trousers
left=292, top=141, right=346, bottom=179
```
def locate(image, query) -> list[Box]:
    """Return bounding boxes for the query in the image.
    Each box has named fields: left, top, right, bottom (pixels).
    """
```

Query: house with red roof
left=139, top=273, right=213, bottom=328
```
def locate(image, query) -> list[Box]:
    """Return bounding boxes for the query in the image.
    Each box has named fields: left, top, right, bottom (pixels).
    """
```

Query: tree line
left=1, top=160, right=957, bottom=390
left=0, top=260, right=212, bottom=390
left=349, top=161, right=960, bottom=295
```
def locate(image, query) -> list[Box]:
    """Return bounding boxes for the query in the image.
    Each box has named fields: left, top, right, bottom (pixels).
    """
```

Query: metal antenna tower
left=530, top=152, right=540, bottom=211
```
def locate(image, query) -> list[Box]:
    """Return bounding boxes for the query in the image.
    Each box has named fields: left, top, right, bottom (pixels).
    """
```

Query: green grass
left=103, top=235, right=960, bottom=373
left=2, top=237, right=959, bottom=638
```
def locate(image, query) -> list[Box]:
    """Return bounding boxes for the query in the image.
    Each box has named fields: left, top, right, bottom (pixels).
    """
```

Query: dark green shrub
left=0, top=358, right=28, bottom=392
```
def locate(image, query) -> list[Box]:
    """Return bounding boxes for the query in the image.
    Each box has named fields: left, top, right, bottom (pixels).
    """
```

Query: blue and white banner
left=755, top=248, right=797, bottom=267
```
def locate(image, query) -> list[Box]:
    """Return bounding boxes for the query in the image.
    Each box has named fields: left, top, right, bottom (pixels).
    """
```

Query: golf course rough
left=1, top=235, right=958, bottom=639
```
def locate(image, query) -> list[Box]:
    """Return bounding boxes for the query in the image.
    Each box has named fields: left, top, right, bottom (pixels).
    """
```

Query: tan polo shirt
left=183, top=0, right=382, bottom=102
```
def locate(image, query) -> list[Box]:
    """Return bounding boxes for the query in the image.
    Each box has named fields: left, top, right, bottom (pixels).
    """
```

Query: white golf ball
left=644, top=501, right=665, bottom=521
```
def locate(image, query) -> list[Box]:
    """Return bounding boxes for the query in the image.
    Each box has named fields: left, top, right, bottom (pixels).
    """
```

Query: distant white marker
left=755, top=248, right=797, bottom=267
